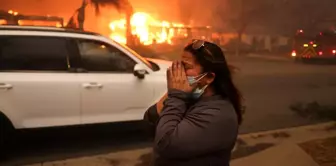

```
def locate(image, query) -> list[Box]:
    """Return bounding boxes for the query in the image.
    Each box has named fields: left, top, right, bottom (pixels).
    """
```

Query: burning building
left=108, top=12, right=188, bottom=45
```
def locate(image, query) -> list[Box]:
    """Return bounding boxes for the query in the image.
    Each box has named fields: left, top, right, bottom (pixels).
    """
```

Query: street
left=231, top=56, right=336, bottom=133
left=1, top=56, right=336, bottom=166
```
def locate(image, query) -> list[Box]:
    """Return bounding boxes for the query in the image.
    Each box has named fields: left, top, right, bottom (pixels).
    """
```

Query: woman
left=144, top=40, right=244, bottom=166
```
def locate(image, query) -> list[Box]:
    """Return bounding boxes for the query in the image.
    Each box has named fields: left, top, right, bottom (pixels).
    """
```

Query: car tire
left=0, top=113, right=14, bottom=158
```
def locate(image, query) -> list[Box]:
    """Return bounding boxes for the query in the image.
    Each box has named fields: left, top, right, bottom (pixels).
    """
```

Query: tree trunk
left=77, top=0, right=87, bottom=31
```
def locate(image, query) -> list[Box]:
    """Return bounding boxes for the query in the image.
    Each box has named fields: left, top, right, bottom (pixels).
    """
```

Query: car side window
left=77, top=40, right=136, bottom=73
left=0, top=36, right=70, bottom=71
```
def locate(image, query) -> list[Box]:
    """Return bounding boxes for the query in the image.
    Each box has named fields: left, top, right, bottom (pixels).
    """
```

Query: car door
left=74, top=39, right=155, bottom=124
left=0, top=35, right=81, bottom=129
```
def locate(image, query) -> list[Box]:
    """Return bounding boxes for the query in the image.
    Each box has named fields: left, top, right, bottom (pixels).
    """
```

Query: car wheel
left=0, top=113, right=14, bottom=158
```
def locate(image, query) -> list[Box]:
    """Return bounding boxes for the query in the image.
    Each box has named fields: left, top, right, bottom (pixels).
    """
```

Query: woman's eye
left=183, top=63, right=192, bottom=69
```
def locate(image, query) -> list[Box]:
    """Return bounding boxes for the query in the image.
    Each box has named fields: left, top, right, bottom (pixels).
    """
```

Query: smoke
left=177, top=0, right=229, bottom=27
left=0, top=0, right=176, bottom=19
left=0, top=0, right=82, bottom=19
left=0, top=0, right=225, bottom=24
left=0, top=0, right=230, bottom=35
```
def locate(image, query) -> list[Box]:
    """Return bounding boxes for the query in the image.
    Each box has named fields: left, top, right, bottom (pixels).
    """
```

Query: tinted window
left=77, top=40, right=136, bottom=73
left=0, top=36, right=70, bottom=71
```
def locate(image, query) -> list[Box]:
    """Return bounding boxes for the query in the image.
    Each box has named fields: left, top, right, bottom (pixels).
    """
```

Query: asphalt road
left=1, top=56, right=336, bottom=166
left=231, top=57, right=336, bottom=133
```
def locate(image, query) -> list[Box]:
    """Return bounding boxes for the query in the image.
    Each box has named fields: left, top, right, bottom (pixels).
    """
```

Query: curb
left=232, top=122, right=336, bottom=153
left=238, top=122, right=335, bottom=139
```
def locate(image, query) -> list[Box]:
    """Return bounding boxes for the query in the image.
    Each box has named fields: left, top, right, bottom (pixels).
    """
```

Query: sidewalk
left=231, top=122, right=336, bottom=166
left=27, top=122, right=336, bottom=166
left=247, top=53, right=292, bottom=61
left=232, top=143, right=319, bottom=166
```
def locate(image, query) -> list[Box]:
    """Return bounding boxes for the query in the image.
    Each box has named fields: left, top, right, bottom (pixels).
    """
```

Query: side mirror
left=133, top=64, right=147, bottom=79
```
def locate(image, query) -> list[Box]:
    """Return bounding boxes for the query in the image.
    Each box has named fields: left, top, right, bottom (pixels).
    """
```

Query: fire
left=109, top=12, right=186, bottom=45
left=8, top=10, right=18, bottom=16
left=18, top=20, right=62, bottom=27
left=0, top=19, right=7, bottom=25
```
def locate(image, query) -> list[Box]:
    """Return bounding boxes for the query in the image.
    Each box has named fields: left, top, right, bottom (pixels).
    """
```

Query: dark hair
left=184, top=41, right=244, bottom=125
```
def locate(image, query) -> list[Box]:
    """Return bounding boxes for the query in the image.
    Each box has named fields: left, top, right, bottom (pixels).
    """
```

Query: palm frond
left=93, top=2, right=101, bottom=15
left=90, top=0, right=124, bottom=15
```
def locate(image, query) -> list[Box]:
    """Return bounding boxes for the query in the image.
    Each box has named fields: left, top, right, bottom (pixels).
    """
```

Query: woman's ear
left=205, top=72, right=216, bottom=84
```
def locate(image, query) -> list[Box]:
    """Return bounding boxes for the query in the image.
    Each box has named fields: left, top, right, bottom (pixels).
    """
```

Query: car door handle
left=0, top=83, right=13, bottom=90
left=82, top=83, right=103, bottom=89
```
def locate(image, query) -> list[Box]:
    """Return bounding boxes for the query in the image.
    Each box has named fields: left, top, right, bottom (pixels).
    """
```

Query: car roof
left=0, top=25, right=101, bottom=36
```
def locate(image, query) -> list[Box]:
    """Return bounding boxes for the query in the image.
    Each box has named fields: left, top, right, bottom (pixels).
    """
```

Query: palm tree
left=67, top=0, right=134, bottom=45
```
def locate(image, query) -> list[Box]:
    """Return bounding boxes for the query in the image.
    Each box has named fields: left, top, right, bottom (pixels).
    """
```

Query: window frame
left=0, top=35, right=77, bottom=73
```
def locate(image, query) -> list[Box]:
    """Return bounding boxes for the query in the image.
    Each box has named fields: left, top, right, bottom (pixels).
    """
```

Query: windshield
left=127, top=45, right=161, bottom=59
left=111, top=40, right=154, bottom=70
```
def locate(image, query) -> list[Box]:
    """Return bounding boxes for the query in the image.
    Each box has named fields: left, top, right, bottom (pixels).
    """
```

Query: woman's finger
left=173, top=61, right=179, bottom=78
left=180, top=62, right=187, bottom=78
left=177, top=61, right=182, bottom=78
left=168, top=67, right=173, bottom=79
left=171, top=61, right=175, bottom=77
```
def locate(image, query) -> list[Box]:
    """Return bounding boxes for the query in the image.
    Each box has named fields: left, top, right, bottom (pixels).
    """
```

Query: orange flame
left=109, top=12, right=185, bottom=45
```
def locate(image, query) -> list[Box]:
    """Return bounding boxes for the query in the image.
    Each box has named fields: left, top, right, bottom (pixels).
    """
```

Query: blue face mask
left=190, top=84, right=209, bottom=99
left=187, top=73, right=209, bottom=99
left=187, top=73, right=207, bottom=86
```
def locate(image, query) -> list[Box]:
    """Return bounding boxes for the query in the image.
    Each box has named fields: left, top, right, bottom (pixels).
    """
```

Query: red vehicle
left=292, top=29, right=336, bottom=62
left=291, top=29, right=316, bottom=61
left=314, top=30, right=336, bottom=59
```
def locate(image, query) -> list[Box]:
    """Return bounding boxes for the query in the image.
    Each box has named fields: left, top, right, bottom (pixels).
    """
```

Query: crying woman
left=143, top=40, right=244, bottom=166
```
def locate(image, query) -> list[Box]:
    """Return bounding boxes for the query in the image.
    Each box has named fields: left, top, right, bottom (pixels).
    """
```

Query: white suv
left=0, top=25, right=169, bottom=146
